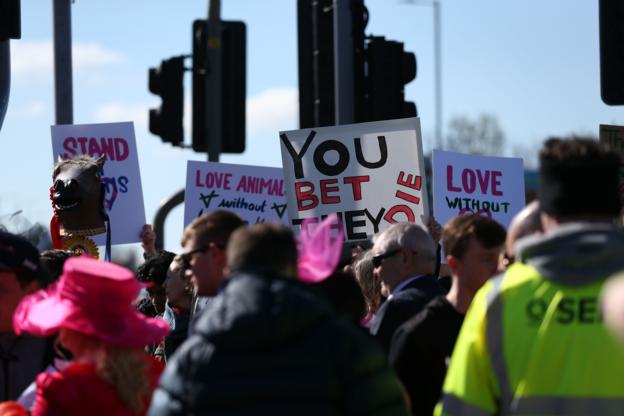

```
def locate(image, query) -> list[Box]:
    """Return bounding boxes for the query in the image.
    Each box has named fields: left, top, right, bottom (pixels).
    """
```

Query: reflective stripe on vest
left=440, top=393, right=491, bottom=416
left=485, top=274, right=512, bottom=413
left=483, top=267, right=624, bottom=415
left=512, top=396, right=624, bottom=415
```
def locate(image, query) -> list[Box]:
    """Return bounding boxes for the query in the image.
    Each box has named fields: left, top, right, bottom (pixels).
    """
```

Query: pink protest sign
left=432, top=150, right=524, bottom=228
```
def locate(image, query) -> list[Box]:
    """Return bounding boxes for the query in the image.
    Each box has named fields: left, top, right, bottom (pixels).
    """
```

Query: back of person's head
left=227, top=223, right=298, bottom=278
left=314, top=270, right=366, bottom=324
left=59, top=328, right=151, bottom=413
left=353, top=250, right=384, bottom=315
left=136, top=251, right=175, bottom=286
left=504, top=201, right=542, bottom=266
left=374, top=222, right=437, bottom=267
left=181, top=210, right=244, bottom=248
left=0, top=230, right=49, bottom=288
left=538, top=137, right=621, bottom=221
left=40, top=249, right=79, bottom=282
left=443, top=215, right=506, bottom=260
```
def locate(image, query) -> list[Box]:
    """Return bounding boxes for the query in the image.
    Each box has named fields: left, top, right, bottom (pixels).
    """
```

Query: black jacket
left=148, top=272, right=408, bottom=416
left=368, top=274, right=444, bottom=352
left=389, top=296, right=465, bottom=416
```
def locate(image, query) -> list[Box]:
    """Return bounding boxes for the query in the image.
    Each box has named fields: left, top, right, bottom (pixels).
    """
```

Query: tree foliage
left=445, top=113, right=505, bottom=156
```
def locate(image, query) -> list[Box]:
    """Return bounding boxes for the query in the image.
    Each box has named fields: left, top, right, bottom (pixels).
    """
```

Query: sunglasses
left=178, top=246, right=209, bottom=270
left=372, top=248, right=402, bottom=268
left=178, top=242, right=226, bottom=270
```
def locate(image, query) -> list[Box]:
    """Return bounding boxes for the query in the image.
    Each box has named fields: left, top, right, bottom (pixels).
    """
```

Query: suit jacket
left=369, top=274, right=444, bottom=352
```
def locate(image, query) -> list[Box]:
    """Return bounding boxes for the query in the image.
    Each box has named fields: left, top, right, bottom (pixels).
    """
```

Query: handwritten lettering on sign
left=184, top=161, right=289, bottom=227
left=432, top=150, right=524, bottom=229
left=280, top=118, right=428, bottom=241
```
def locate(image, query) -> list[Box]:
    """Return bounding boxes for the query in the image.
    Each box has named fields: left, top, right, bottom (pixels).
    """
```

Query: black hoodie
left=149, top=272, right=408, bottom=416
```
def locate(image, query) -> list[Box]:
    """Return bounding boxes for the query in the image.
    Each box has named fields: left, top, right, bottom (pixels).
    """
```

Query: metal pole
left=333, top=0, right=354, bottom=125
left=153, top=189, right=185, bottom=251
left=206, top=0, right=222, bottom=162
left=433, top=0, right=442, bottom=149
left=53, top=0, right=73, bottom=124
left=0, top=41, right=10, bottom=130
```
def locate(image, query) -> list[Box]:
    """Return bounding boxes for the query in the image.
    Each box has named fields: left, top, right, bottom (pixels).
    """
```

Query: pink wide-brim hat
left=13, top=256, right=170, bottom=348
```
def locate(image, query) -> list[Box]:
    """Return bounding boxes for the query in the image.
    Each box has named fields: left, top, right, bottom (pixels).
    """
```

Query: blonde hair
left=60, top=329, right=151, bottom=413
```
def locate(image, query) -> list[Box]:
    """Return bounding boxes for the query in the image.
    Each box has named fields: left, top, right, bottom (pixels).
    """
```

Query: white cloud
left=73, top=43, right=124, bottom=68
left=12, top=41, right=124, bottom=77
left=246, top=87, right=299, bottom=136
left=93, top=102, right=148, bottom=131
left=92, top=87, right=298, bottom=154
left=11, top=100, right=47, bottom=118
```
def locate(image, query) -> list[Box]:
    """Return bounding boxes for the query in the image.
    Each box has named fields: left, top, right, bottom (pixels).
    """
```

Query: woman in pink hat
left=12, top=256, right=170, bottom=416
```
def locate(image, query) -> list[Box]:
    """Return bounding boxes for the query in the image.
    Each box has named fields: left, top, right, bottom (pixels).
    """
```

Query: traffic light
left=600, top=0, right=624, bottom=105
left=192, top=19, right=246, bottom=154
left=297, top=0, right=336, bottom=128
left=0, top=0, right=20, bottom=41
left=363, top=36, right=417, bottom=121
left=148, top=56, right=184, bottom=146
left=297, top=0, right=416, bottom=126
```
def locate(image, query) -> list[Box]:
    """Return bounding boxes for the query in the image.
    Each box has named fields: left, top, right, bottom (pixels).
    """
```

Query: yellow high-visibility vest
left=436, top=262, right=624, bottom=416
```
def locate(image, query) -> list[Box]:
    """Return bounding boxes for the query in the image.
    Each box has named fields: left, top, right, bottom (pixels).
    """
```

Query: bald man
left=501, top=200, right=542, bottom=268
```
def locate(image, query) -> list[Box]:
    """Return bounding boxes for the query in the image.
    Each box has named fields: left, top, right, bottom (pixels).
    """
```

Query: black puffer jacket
left=148, top=272, right=408, bottom=416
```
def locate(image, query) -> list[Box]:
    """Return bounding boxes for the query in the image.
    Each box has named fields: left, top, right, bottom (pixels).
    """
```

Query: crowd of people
left=1, top=136, right=624, bottom=415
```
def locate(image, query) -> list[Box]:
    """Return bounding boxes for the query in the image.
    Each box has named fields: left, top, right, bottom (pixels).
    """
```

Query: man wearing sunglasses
left=368, top=222, right=444, bottom=351
left=150, top=223, right=409, bottom=415
left=178, top=210, right=244, bottom=310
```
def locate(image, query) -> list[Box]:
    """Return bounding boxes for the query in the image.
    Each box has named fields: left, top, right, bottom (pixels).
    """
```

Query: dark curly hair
left=136, top=250, right=176, bottom=285
left=40, top=249, right=79, bottom=282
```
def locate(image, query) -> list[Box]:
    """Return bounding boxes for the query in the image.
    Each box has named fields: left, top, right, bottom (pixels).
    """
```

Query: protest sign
left=432, top=150, right=524, bottom=229
left=279, top=117, right=429, bottom=242
left=184, top=161, right=288, bottom=227
left=51, top=122, right=146, bottom=245
left=599, top=124, right=624, bottom=203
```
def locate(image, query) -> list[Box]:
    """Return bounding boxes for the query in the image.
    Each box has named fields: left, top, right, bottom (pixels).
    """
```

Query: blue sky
left=1, top=0, right=622, bottom=254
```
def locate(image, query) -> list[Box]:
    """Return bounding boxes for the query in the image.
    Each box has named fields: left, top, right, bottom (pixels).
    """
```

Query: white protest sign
left=184, top=161, right=288, bottom=226
left=279, top=117, right=429, bottom=242
left=432, top=150, right=525, bottom=228
left=51, top=122, right=146, bottom=245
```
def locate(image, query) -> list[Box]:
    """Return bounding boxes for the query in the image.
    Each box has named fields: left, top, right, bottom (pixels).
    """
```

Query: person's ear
left=447, top=255, right=459, bottom=273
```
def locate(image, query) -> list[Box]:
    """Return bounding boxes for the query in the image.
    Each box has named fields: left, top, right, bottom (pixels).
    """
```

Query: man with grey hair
left=368, top=222, right=444, bottom=351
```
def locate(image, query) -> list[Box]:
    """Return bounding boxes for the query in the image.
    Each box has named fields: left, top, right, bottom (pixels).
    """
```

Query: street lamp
left=403, top=0, right=442, bottom=150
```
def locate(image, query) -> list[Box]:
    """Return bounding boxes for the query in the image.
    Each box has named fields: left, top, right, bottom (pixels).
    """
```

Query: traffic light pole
left=0, top=41, right=9, bottom=130
left=53, top=0, right=73, bottom=125
left=433, top=0, right=442, bottom=149
left=206, top=0, right=222, bottom=161
left=153, top=188, right=185, bottom=251
left=333, top=0, right=354, bottom=125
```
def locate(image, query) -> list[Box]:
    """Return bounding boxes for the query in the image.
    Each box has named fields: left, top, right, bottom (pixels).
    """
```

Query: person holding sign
left=368, top=222, right=445, bottom=352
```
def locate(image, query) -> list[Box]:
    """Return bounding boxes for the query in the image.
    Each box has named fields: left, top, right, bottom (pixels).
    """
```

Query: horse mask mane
left=51, top=155, right=106, bottom=236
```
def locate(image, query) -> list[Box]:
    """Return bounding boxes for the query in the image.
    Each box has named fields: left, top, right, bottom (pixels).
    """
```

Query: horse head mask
left=51, top=155, right=106, bottom=236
